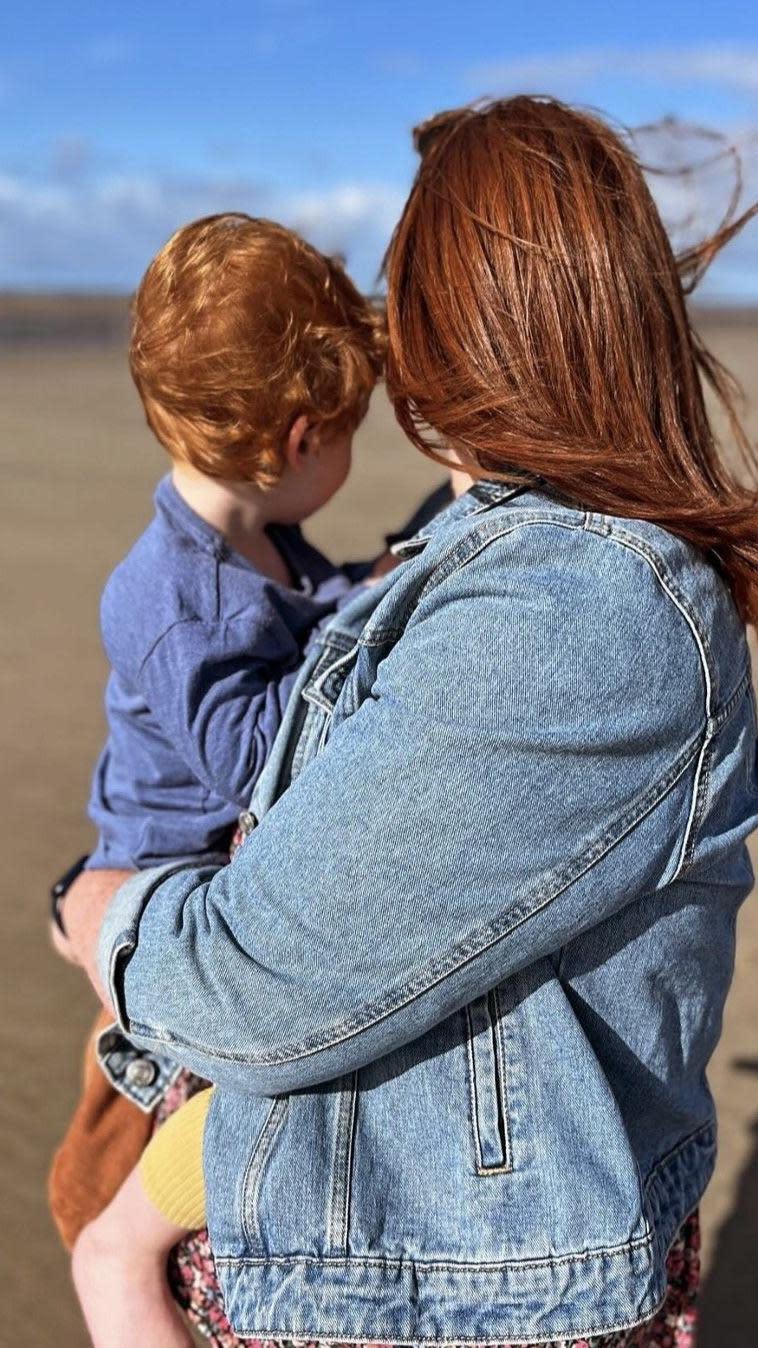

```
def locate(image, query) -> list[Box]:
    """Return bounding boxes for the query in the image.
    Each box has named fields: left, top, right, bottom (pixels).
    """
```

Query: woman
left=66, top=97, right=758, bottom=1347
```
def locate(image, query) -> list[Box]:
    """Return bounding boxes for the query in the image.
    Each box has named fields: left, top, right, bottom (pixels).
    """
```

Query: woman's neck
left=450, top=466, right=475, bottom=499
left=171, top=464, right=292, bottom=584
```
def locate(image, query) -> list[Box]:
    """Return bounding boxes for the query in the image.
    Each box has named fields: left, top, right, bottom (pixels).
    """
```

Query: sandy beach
left=1, top=300, right=756, bottom=1346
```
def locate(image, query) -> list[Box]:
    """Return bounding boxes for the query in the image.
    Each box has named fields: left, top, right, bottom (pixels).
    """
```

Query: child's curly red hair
left=130, top=213, right=385, bottom=487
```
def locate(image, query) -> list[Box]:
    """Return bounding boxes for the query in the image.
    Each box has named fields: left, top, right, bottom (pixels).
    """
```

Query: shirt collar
left=154, top=475, right=226, bottom=555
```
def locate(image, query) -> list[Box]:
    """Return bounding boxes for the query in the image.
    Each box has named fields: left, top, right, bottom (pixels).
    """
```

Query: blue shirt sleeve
left=137, top=613, right=302, bottom=808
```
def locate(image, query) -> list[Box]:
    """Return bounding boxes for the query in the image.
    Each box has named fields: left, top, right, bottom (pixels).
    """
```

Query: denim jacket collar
left=390, top=473, right=538, bottom=557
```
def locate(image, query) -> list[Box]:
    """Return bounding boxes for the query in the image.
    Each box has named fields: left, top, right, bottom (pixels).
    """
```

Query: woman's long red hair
left=384, top=97, right=758, bottom=623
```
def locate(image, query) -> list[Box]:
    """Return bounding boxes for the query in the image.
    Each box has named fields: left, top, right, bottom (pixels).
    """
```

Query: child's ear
left=285, top=414, right=319, bottom=472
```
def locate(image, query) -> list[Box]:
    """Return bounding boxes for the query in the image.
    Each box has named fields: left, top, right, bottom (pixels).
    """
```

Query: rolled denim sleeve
left=100, top=525, right=708, bottom=1095
left=98, top=861, right=222, bottom=1030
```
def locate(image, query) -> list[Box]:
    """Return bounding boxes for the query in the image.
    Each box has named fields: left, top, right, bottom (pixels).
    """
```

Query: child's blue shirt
left=87, top=476, right=358, bottom=868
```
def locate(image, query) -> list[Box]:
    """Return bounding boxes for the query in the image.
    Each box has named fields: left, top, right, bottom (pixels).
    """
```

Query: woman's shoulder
left=411, top=489, right=747, bottom=720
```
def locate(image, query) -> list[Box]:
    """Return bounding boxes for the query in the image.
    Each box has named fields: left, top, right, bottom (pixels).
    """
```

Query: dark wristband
left=50, top=854, right=90, bottom=935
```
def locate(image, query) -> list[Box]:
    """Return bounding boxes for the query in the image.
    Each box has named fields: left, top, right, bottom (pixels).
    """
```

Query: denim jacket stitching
left=642, top=1119, right=716, bottom=1199
left=681, top=740, right=714, bottom=875
left=216, top=1226, right=654, bottom=1272
left=326, top=1073, right=358, bottom=1255
left=241, top=1096, right=289, bottom=1249
left=214, top=1318, right=665, bottom=1348
left=128, top=725, right=704, bottom=1063
left=303, top=645, right=360, bottom=712
left=359, top=503, right=573, bottom=647
left=584, top=520, right=715, bottom=668
left=211, top=1325, right=662, bottom=1347
left=709, top=667, right=751, bottom=732
left=464, top=990, right=513, bottom=1175
left=582, top=520, right=718, bottom=882
left=679, top=673, right=751, bottom=874
left=410, top=514, right=587, bottom=614
left=355, top=516, right=586, bottom=651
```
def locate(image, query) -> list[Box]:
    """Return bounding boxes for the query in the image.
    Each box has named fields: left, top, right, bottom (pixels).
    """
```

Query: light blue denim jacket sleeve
left=98, top=518, right=708, bottom=1095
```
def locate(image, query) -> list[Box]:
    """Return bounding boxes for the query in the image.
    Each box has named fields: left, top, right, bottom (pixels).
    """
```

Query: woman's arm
left=95, top=525, right=707, bottom=1094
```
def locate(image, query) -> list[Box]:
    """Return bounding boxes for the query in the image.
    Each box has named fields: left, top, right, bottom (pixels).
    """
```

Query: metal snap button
left=124, top=1058, right=157, bottom=1088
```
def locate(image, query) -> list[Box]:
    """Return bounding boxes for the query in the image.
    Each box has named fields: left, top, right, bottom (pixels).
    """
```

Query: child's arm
left=137, top=614, right=302, bottom=809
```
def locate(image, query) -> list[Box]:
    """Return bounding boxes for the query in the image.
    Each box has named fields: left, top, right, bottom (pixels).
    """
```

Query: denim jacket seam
left=582, top=519, right=715, bottom=669
left=326, top=1071, right=359, bottom=1254
left=681, top=741, right=715, bottom=874
left=212, top=1319, right=664, bottom=1348
left=240, top=1097, right=289, bottom=1249
left=127, top=726, right=704, bottom=1066
left=709, top=666, right=751, bottom=732
left=642, top=1118, right=716, bottom=1198
left=215, top=1227, right=654, bottom=1273
left=582, top=520, right=719, bottom=882
left=685, top=671, right=755, bottom=871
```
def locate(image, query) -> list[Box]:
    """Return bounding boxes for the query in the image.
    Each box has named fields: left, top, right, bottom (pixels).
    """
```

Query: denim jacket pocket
left=465, top=987, right=513, bottom=1174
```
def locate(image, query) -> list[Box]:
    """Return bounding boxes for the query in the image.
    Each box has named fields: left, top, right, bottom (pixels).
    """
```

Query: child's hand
left=366, top=550, right=401, bottom=584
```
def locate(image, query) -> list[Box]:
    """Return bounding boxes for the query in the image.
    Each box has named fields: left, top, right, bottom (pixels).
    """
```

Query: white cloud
left=470, top=44, right=758, bottom=98
left=288, top=184, right=405, bottom=253
left=0, top=170, right=404, bottom=290
left=0, top=119, right=753, bottom=299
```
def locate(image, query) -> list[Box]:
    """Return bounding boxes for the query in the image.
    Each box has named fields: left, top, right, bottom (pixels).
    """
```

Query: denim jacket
left=99, top=481, right=758, bottom=1344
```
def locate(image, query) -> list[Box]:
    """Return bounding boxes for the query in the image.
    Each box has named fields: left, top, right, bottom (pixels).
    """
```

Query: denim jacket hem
left=215, top=1124, right=713, bottom=1345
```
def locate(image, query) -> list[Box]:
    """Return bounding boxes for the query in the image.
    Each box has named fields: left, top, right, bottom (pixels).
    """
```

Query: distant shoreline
left=1, top=291, right=757, bottom=348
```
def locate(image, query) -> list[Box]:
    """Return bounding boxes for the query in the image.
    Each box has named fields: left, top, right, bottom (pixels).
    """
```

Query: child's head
left=130, top=214, right=384, bottom=517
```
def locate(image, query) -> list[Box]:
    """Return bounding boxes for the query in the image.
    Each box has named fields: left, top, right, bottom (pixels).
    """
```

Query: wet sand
left=1, top=304, right=756, bottom=1346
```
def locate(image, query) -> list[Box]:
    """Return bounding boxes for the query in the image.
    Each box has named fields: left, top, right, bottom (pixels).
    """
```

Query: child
left=64, top=213, right=385, bottom=1347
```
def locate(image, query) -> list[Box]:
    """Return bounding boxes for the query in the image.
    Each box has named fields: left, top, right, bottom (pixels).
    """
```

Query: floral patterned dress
left=158, top=1071, right=700, bottom=1348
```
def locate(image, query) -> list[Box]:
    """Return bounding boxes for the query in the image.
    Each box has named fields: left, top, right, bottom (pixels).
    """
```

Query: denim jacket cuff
left=95, top=1020, right=183, bottom=1112
left=97, top=859, right=224, bottom=1030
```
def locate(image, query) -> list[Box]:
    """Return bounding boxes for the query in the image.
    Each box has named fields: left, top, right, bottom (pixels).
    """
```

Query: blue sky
left=2, top=0, right=757, bottom=298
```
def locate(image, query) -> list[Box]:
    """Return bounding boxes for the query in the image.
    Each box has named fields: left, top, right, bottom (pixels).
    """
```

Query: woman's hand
left=61, top=868, right=134, bottom=1014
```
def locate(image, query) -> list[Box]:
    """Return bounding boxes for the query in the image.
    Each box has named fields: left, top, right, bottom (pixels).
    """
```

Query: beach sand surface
left=0, top=303, right=756, bottom=1346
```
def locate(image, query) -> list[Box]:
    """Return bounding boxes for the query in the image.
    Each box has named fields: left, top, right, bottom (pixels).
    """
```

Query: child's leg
left=72, top=1086, right=212, bottom=1348
left=48, top=1008, right=154, bottom=1250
